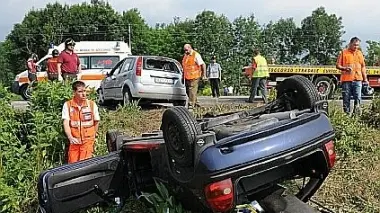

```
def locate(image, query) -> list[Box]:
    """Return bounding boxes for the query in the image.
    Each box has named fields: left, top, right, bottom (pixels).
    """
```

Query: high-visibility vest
left=182, top=51, right=201, bottom=80
left=67, top=99, right=96, bottom=144
left=253, top=55, right=269, bottom=78
left=338, top=49, right=364, bottom=82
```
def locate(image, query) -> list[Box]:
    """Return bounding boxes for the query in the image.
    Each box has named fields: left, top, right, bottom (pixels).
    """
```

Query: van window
left=90, top=56, right=120, bottom=69
left=79, top=56, right=89, bottom=70
left=143, top=58, right=180, bottom=73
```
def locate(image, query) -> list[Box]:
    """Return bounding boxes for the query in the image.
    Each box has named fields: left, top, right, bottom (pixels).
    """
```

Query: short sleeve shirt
left=58, top=50, right=80, bottom=73
left=194, top=51, right=205, bottom=66
left=336, top=49, right=365, bottom=81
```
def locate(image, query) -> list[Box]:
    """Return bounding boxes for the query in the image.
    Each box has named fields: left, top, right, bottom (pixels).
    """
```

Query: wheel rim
left=316, top=81, right=330, bottom=97
left=167, top=122, right=185, bottom=159
left=123, top=92, right=129, bottom=105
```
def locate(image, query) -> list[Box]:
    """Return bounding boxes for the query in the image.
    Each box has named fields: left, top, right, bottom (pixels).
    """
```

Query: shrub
left=361, top=97, right=380, bottom=128
left=329, top=104, right=377, bottom=157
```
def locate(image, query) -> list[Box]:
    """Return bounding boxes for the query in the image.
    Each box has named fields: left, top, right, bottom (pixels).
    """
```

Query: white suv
left=98, top=55, right=188, bottom=106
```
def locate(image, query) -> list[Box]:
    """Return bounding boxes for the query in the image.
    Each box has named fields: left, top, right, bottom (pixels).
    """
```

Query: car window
left=79, top=56, right=89, bottom=70
left=109, top=59, right=125, bottom=76
left=90, top=56, right=120, bottom=69
left=121, top=58, right=134, bottom=73
left=143, top=58, right=180, bottom=73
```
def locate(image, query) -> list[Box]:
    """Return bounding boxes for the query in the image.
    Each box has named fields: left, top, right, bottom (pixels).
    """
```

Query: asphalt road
left=10, top=96, right=372, bottom=111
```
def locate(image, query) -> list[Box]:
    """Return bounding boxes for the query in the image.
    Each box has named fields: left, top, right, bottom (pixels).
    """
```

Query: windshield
left=90, top=56, right=120, bottom=69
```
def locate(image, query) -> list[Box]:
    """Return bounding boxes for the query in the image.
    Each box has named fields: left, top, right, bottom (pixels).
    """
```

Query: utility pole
left=128, top=24, right=131, bottom=50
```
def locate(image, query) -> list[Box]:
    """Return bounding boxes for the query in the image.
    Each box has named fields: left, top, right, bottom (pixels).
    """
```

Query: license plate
left=154, top=78, right=174, bottom=84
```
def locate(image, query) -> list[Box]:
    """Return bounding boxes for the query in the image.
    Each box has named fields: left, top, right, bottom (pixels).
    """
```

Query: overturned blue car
left=37, top=75, right=336, bottom=213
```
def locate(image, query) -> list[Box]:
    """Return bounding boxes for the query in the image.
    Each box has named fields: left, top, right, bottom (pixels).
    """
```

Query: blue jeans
left=341, top=81, right=362, bottom=114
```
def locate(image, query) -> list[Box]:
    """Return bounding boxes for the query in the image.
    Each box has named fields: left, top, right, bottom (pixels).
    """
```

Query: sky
left=1, top=0, right=380, bottom=51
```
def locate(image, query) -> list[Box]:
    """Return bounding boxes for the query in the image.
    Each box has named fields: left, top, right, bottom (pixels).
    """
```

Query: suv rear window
left=143, top=58, right=180, bottom=73
left=90, top=56, right=120, bottom=69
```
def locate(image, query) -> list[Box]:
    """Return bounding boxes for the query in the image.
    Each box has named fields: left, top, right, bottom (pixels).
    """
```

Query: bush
left=0, top=80, right=101, bottom=212
left=361, top=97, right=380, bottom=128
left=329, top=104, right=378, bottom=157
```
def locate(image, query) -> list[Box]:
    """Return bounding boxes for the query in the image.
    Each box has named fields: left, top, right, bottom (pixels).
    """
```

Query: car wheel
left=313, top=76, right=336, bottom=99
left=20, top=84, right=32, bottom=100
left=106, top=129, right=122, bottom=153
left=97, top=88, right=107, bottom=106
left=122, top=87, right=132, bottom=106
left=161, top=106, right=201, bottom=167
left=276, top=75, right=320, bottom=111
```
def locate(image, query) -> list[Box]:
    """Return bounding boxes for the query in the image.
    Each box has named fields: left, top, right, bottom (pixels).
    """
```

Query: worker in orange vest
left=182, top=44, right=206, bottom=108
left=336, top=37, right=368, bottom=114
left=62, top=81, right=100, bottom=163
left=47, top=49, right=59, bottom=81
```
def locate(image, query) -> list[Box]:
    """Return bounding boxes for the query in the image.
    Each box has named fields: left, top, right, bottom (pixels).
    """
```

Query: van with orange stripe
left=11, top=41, right=132, bottom=100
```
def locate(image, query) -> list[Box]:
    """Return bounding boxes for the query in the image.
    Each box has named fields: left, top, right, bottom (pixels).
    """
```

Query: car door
left=38, top=151, right=128, bottom=213
left=113, top=57, right=135, bottom=100
left=102, top=59, right=125, bottom=98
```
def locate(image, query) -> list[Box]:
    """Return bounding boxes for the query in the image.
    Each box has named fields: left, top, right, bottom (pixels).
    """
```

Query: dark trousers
left=209, top=78, right=220, bottom=97
left=248, top=77, right=268, bottom=103
left=28, top=72, right=37, bottom=82
left=341, top=81, right=362, bottom=114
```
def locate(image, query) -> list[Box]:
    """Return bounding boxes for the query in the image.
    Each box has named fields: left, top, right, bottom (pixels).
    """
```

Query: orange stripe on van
left=79, top=74, right=106, bottom=80
left=19, top=76, right=48, bottom=83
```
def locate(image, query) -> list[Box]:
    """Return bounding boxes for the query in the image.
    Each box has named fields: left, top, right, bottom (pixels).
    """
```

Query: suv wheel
left=161, top=106, right=201, bottom=167
left=106, top=129, right=122, bottom=152
left=122, top=88, right=132, bottom=106
left=97, top=88, right=106, bottom=105
left=276, top=75, right=320, bottom=110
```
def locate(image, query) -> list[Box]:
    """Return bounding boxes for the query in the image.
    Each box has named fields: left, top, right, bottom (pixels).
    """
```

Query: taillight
left=136, top=56, right=142, bottom=76
left=204, top=178, right=234, bottom=212
left=324, top=140, right=336, bottom=168
left=124, top=141, right=160, bottom=151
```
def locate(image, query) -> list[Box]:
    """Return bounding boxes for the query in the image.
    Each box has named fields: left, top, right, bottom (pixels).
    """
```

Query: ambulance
left=11, top=41, right=132, bottom=100
left=242, top=64, right=378, bottom=98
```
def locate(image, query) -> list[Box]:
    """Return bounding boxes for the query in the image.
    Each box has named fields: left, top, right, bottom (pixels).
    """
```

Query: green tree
left=297, top=7, right=345, bottom=65
left=262, top=18, right=299, bottom=64
left=0, top=41, right=13, bottom=84
left=366, top=40, right=380, bottom=66
left=122, top=8, right=151, bottom=54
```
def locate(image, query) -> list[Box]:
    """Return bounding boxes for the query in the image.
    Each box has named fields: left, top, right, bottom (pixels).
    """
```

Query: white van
left=11, top=41, right=132, bottom=100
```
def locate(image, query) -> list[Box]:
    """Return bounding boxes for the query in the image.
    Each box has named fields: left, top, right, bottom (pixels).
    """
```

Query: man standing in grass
left=182, top=44, right=207, bottom=108
left=336, top=37, right=368, bottom=115
left=207, top=56, right=222, bottom=98
left=247, top=49, right=269, bottom=103
left=62, top=81, right=100, bottom=163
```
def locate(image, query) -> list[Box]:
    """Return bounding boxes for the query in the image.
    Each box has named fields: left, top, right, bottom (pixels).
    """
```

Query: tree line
left=0, top=0, right=379, bottom=88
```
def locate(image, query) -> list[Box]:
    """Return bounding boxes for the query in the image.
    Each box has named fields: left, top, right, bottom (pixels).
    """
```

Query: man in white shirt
left=207, top=56, right=222, bottom=98
left=62, top=81, right=100, bottom=163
